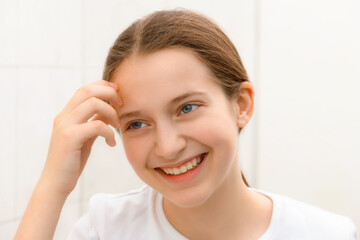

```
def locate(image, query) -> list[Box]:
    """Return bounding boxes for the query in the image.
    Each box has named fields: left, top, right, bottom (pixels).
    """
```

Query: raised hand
left=41, top=80, right=123, bottom=196
left=15, top=80, right=122, bottom=240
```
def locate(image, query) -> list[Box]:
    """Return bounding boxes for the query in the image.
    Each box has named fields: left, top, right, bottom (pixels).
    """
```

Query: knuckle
left=93, top=120, right=105, bottom=130
left=60, top=127, right=73, bottom=139
left=88, top=97, right=100, bottom=106
left=53, top=114, right=61, bottom=126
left=53, top=113, right=68, bottom=129
left=110, top=106, right=118, bottom=116
left=78, top=86, right=92, bottom=96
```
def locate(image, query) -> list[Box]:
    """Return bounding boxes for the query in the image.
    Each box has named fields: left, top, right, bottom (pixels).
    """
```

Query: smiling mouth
left=158, top=153, right=206, bottom=176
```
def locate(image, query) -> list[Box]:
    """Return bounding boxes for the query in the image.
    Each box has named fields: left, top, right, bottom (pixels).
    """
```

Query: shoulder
left=75, top=185, right=157, bottom=239
left=68, top=185, right=157, bottom=239
left=88, top=185, right=155, bottom=226
left=280, top=194, right=356, bottom=239
left=256, top=189, right=357, bottom=240
left=89, top=185, right=153, bottom=217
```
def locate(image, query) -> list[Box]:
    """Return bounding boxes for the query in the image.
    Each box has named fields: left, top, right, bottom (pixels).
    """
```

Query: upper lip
left=157, top=153, right=205, bottom=169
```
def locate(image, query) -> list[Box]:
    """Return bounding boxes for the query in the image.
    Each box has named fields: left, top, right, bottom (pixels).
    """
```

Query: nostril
left=154, top=141, right=186, bottom=160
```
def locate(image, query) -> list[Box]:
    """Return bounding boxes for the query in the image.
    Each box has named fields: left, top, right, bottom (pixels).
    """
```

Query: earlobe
left=235, top=82, right=254, bottom=128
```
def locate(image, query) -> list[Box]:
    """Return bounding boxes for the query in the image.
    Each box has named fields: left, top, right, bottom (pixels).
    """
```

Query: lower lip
left=156, top=153, right=208, bottom=184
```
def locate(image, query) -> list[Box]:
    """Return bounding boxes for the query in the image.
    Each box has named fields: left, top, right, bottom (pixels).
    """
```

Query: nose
left=154, top=123, right=186, bottom=160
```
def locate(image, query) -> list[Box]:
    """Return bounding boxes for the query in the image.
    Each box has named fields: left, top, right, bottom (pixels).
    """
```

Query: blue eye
left=181, top=104, right=198, bottom=114
left=129, top=121, right=146, bottom=130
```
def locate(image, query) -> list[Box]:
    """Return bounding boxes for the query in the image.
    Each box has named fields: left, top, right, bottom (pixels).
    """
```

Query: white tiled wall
left=0, top=70, right=17, bottom=223
left=15, top=69, right=83, bottom=216
left=256, top=0, right=360, bottom=229
left=82, top=0, right=169, bottom=68
left=1, top=0, right=359, bottom=238
left=0, top=0, right=19, bottom=66
left=18, top=0, right=82, bottom=67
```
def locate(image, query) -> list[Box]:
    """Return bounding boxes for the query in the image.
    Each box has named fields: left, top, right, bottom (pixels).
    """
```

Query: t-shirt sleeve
left=346, top=217, right=358, bottom=240
left=67, top=213, right=99, bottom=240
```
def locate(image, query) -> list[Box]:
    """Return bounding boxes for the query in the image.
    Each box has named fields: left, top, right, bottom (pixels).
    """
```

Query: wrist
left=36, top=175, right=70, bottom=202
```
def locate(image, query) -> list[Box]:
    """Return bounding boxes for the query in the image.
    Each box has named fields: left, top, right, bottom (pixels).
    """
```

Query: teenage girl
left=15, top=9, right=357, bottom=240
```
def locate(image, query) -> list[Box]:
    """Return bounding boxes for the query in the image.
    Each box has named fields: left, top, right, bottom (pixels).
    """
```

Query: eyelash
left=125, top=103, right=200, bottom=131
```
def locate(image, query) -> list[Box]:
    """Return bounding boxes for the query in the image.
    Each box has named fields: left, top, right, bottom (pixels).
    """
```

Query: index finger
left=62, top=80, right=123, bottom=115
left=107, top=81, right=119, bottom=92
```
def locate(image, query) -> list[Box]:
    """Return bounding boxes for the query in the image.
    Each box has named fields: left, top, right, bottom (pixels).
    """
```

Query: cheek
left=122, top=137, right=151, bottom=170
left=185, top=112, right=238, bottom=152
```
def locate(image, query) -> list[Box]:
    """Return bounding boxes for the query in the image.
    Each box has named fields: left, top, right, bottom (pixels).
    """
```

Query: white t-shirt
left=67, top=185, right=357, bottom=240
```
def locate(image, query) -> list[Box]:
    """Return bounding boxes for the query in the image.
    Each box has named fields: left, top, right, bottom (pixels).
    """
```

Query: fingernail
left=108, top=82, right=119, bottom=90
left=116, top=120, right=121, bottom=128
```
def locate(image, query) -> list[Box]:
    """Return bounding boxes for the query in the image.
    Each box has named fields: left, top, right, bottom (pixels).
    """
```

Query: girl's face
left=112, top=47, right=244, bottom=208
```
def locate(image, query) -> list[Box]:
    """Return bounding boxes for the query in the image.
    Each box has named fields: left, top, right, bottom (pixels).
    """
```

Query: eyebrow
left=170, top=91, right=207, bottom=105
left=118, top=91, right=207, bottom=121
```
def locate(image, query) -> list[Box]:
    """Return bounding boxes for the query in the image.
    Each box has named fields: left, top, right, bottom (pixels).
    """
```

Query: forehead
left=111, top=47, right=219, bottom=106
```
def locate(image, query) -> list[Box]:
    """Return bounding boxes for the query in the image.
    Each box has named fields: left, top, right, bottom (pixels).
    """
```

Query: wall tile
left=82, top=67, right=103, bottom=84
left=256, top=0, right=360, bottom=230
left=0, top=219, right=19, bottom=240
left=81, top=130, right=145, bottom=200
left=18, top=0, right=81, bottom=66
left=0, top=69, right=17, bottom=222
left=82, top=0, right=168, bottom=68
left=53, top=201, right=81, bottom=240
left=2, top=203, right=82, bottom=240
left=0, top=0, right=19, bottom=65
left=15, top=68, right=82, bottom=217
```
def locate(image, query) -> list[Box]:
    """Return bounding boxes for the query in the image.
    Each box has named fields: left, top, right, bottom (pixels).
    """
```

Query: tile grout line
left=252, top=0, right=262, bottom=188
left=13, top=72, right=19, bottom=230
left=0, top=65, right=100, bottom=69
left=13, top=0, right=20, bottom=232
left=0, top=216, right=22, bottom=226
left=79, top=0, right=85, bottom=218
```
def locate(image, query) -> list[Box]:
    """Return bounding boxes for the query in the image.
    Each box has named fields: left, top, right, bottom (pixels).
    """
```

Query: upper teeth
left=162, top=155, right=203, bottom=175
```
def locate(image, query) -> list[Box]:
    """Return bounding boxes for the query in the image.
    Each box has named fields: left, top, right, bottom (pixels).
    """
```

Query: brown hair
left=103, top=8, right=250, bottom=187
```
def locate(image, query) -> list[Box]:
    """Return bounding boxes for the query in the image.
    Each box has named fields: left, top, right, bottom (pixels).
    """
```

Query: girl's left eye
left=180, top=104, right=198, bottom=115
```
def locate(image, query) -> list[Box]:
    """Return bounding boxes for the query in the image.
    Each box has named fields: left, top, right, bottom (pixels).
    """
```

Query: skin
left=15, top=47, right=272, bottom=240
left=113, top=47, right=273, bottom=239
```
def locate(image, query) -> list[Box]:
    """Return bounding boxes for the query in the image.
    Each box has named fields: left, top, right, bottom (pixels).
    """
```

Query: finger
left=70, top=97, right=121, bottom=129
left=91, top=80, right=119, bottom=91
left=78, top=120, right=116, bottom=147
left=79, top=114, right=115, bottom=170
left=79, top=135, right=97, bottom=173
left=62, top=80, right=122, bottom=115
left=90, top=114, right=110, bottom=124
left=89, top=113, right=120, bottom=129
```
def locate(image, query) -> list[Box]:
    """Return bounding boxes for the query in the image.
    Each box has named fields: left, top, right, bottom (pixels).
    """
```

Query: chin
left=165, top=186, right=214, bottom=209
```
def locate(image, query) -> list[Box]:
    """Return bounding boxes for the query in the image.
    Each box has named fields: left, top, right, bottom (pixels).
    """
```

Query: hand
left=40, top=80, right=122, bottom=197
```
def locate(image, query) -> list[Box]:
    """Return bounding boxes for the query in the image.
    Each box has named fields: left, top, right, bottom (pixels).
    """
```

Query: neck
left=162, top=159, right=273, bottom=240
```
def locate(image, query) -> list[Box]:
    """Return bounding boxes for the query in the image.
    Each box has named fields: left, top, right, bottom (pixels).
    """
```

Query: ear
left=233, top=81, right=255, bottom=128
